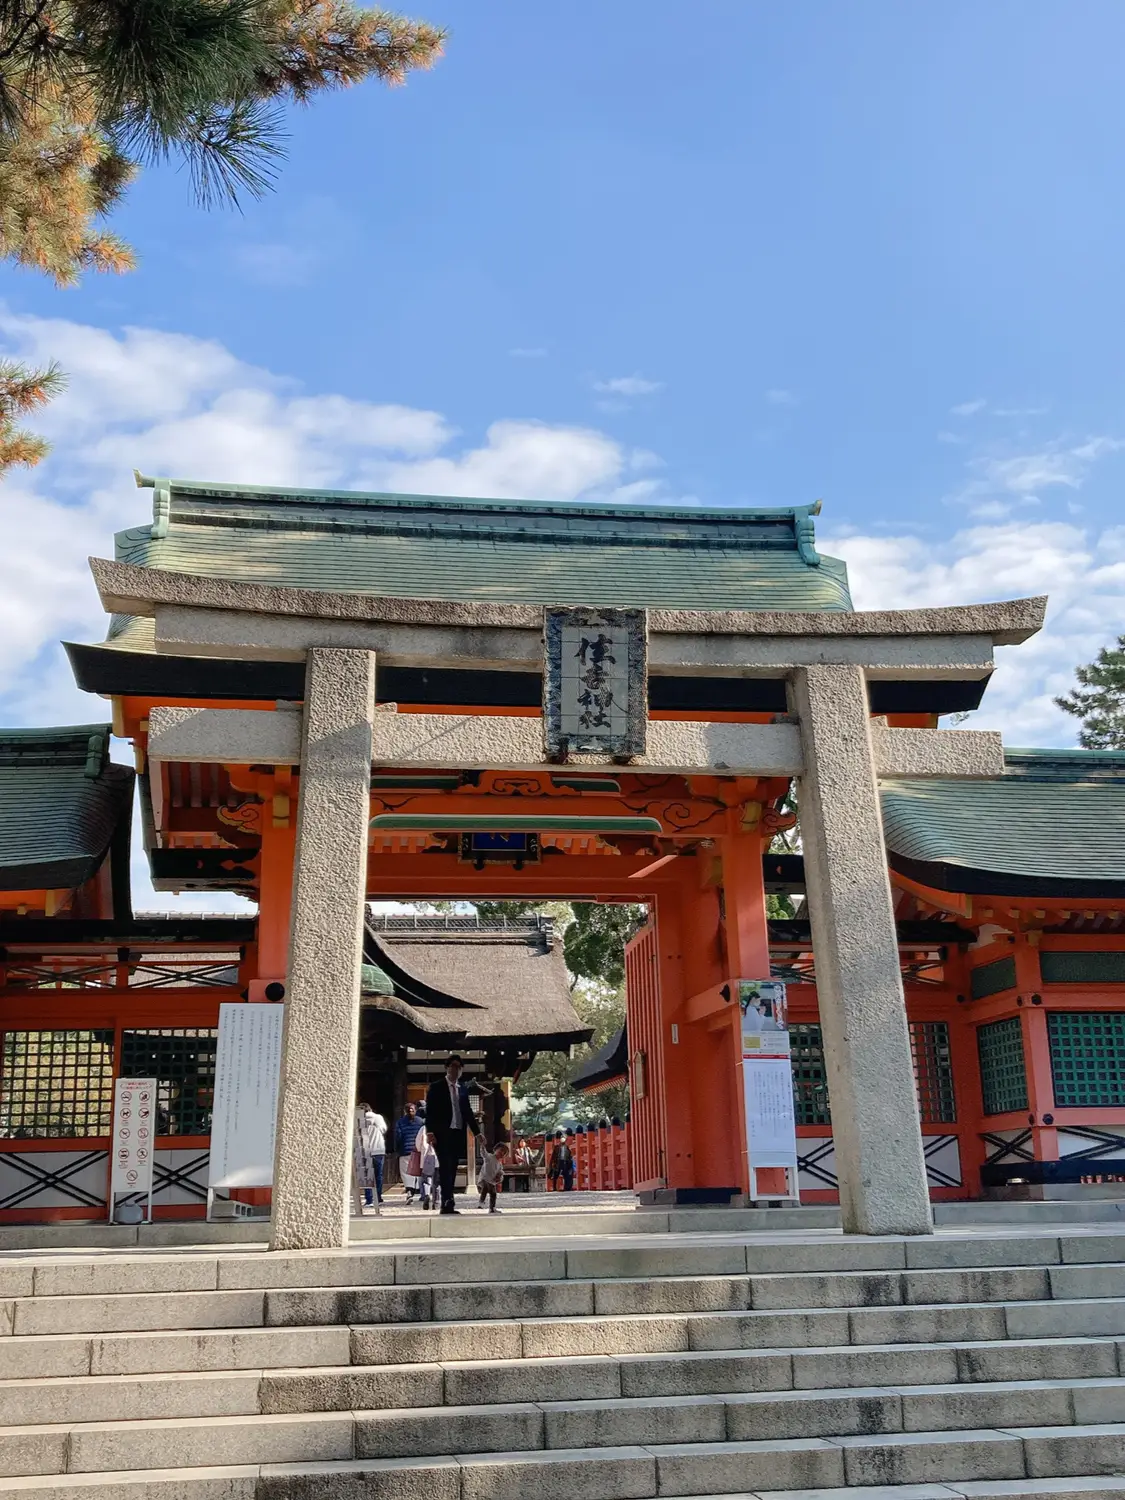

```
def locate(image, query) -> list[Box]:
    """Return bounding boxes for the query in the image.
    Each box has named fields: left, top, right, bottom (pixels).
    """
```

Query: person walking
left=353, top=1101, right=387, bottom=1208
left=395, top=1103, right=420, bottom=1202
left=477, top=1142, right=507, bottom=1213
left=424, top=1056, right=481, bottom=1215
left=555, top=1130, right=576, bottom=1192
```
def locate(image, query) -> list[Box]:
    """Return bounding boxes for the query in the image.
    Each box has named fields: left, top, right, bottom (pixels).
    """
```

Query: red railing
left=543, top=1122, right=633, bottom=1191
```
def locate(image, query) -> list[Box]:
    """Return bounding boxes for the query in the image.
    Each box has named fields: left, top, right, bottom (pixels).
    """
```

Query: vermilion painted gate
left=624, top=922, right=667, bottom=1193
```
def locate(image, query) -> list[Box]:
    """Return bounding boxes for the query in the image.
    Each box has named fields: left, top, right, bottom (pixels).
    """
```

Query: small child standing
left=418, top=1130, right=438, bottom=1211
left=477, top=1143, right=507, bottom=1213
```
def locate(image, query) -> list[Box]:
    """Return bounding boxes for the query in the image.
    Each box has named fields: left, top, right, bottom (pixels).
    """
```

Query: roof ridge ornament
left=794, top=501, right=823, bottom=568
left=134, top=472, right=172, bottom=539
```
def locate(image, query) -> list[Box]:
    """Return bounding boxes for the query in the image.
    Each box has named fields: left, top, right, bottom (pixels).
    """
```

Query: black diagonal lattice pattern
left=0, top=1148, right=108, bottom=1209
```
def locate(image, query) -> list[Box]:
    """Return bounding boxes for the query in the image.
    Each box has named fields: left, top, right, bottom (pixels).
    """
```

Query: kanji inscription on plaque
left=543, top=607, right=647, bottom=758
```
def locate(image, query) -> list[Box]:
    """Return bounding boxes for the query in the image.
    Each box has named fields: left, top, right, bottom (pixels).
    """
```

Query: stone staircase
left=3, top=1227, right=1125, bottom=1497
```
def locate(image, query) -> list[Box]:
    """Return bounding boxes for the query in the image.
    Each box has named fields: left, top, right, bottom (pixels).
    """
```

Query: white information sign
left=738, top=978, right=800, bottom=1201
left=742, top=1058, right=799, bottom=1165
left=208, top=1003, right=284, bottom=1190
left=110, top=1076, right=156, bottom=1206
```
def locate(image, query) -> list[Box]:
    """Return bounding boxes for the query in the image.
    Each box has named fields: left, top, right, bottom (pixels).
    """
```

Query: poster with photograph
left=737, top=978, right=800, bottom=1200
left=738, top=978, right=790, bottom=1056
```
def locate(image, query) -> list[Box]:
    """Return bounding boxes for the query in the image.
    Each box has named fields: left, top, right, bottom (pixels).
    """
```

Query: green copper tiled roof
left=0, top=725, right=135, bottom=893
left=112, top=476, right=853, bottom=611
left=881, top=749, right=1125, bottom=889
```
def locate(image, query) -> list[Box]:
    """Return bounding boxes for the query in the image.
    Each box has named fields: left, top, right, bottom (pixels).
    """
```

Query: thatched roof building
left=361, top=914, right=589, bottom=1073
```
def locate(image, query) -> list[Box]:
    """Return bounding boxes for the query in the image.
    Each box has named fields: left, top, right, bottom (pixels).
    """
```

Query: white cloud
left=765, top=388, right=798, bottom=406
left=950, top=435, right=1123, bottom=517
left=0, top=310, right=672, bottom=909
left=951, top=399, right=987, bottom=416
left=375, top=418, right=626, bottom=500
left=5, top=306, right=1124, bottom=917
left=592, top=374, right=663, bottom=397
left=823, top=518, right=1125, bottom=745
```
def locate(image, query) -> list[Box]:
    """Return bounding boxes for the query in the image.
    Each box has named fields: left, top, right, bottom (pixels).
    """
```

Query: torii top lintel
left=90, top=557, right=1045, bottom=652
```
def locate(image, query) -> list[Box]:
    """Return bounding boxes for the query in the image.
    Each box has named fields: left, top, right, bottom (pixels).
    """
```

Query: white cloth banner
left=110, top=1077, right=157, bottom=1197
left=208, top=1003, right=284, bottom=1189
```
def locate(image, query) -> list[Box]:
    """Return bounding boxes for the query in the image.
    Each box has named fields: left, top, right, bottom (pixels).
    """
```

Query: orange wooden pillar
left=1014, top=936, right=1059, bottom=1165
left=252, top=793, right=297, bottom=1001
left=652, top=834, right=770, bottom=1196
left=625, top=919, right=672, bottom=1193
left=945, top=944, right=988, bottom=1198
left=718, top=814, right=773, bottom=1197
left=651, top=882, right=698, bottom=1191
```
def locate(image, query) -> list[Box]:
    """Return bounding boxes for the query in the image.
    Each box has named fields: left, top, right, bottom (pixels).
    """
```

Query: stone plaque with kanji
left=543, top=607, right=647, bottom=758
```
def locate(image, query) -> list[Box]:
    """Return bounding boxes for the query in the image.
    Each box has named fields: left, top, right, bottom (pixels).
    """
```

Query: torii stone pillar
left=271, top=648, right=376, bottom=1252
left=791, top=664, right=932, bottom=1236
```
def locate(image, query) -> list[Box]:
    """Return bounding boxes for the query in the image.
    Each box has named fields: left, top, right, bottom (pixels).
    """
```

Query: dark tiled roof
left=572, top=1026, right=628, bottom=1093
left=881, top=748, right=1125, bottom=895
left=112, top=476, right=853, bottom=613
left=0, top=725, right=134, bottom=893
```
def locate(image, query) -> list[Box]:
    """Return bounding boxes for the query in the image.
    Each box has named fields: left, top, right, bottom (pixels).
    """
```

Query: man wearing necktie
left=424, top=1056, right=481, bottom=1215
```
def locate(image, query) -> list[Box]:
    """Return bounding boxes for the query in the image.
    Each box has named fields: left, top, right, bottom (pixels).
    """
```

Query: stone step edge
left=16, top=1259, right=1125, bottom=1301
left=24, top=1289, right=1125, bottom=1330
left=266, top=1295, right=1125, bottom=1331
left=5, top=1474, right=1125, bottom=1500
left=10, top=1293, right=1125, bottom=1347
left=8, top=1431, right=1125, bottom=1490
left=9, top=1402, right=1125, bottom=1446
left=4, top=1331, right=1119, bottom=1389
left=5, top=1368, right=1125, bottom=1424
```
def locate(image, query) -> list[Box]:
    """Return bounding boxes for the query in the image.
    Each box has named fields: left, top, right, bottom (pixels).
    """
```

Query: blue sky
left=3, top=0, right=1125, bottom=793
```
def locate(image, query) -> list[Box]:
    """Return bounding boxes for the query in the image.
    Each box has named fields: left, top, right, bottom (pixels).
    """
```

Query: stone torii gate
left=91, top=557, right=1045, bottom=1248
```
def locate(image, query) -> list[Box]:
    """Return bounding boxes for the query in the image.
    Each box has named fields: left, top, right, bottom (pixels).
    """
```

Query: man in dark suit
left=424, top=1055, right=481, bottom=1214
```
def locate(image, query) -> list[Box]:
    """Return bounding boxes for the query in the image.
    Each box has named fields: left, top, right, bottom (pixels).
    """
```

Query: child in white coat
left=476, top=1143, right=507, bottom=1213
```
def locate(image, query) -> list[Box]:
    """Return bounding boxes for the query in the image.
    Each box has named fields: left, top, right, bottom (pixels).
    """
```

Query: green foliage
left=0, top=360, right=65, bottom=475
left=0, top=2, right=443, bottom=472
left=510, top=1046, right=573, bottom=1136
left=571, top=1081, right=629, bottom=1125
left=1056, top=637, right=1125, bottom=748
left=511, top=976, right=629, bottom=1134
left=767, top=892, right=796, bottom=920
left=0, top=3, right=445, bottom=237
left=563, top=902, right=645, bottom=989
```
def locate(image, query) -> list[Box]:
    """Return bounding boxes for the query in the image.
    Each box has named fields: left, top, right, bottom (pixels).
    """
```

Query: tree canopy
left=511, top=976, right=628, bottom=1137
left=1056, top=637, right=1125, bottom=749
left=0, top=1, right=443, bottom=285
left=497, top=900, right=643, bottom=1136
left=0, top=1, right=442, bottom=476
left=563, top=902, right=645, bottom=990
